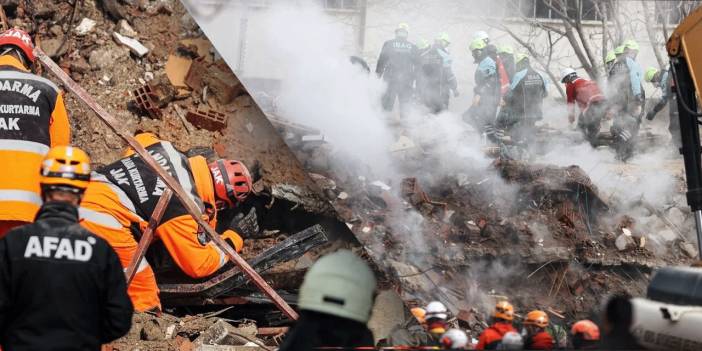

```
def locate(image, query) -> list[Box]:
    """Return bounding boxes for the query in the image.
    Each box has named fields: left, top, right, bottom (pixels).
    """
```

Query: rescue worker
left=0, top=28, right=70, bottom=237
left=644, top=66, right=680, bottom=149
left=498, top=45, right=516, bottom=80
left=465, top=38, right=500, bottom=140
left=440, top=328, right=469, bottom=349
left=417, top=33, right=458, bottom=113
left=79, top=132, right=250, bottom=312
left=0, top=146, right=132, bottom=350
left=279, top=250, right=376, bottom=350
left=570, top=319, right=600, bottom=349
left=473, top=30, right=490, bottom=45
left=424, top=300, right=449, bottom=345
left=522, top=310, right=554, bottom=350
left=561, top=67, right=607, bottom=145
left=608, top=39, right=644, bottom=161
left=501, top=54, right=548, bottom=145
left=477, top=301, right=517, bottom=350
left=376, top=23, right=417, bottom=117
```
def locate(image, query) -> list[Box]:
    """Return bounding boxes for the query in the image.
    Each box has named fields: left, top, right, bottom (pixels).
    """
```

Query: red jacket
left=526, top=331, right=554, bottom=350
left=476, top=322, right=516, bottom=350
left=566, top=77, right=605, bottom=110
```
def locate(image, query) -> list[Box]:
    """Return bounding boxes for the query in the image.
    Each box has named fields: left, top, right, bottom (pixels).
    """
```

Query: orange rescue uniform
left=0, top=55, right=70, bottom=236
left=476, top=322, right=517, bottom=350
left=79, top=133, right=242, bottom=311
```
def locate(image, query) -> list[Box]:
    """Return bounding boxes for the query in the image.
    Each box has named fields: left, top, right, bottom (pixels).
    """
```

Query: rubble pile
left=107, top=312, right=287, bottom=350
left=270, top=114, right=695, bottom=328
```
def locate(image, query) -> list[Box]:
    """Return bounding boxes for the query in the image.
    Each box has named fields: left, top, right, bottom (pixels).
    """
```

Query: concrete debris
left=370, top=180, right=391, bottom=192
left=40, top=38, right=68, bottom=59
left=88, top=47, right=128, bottom=70
left=74, top=18, right=97, bottom=36
left=113, top=31, right=149, bottom=57
left=132, top=84, right=162, bottom=119
left=117, top=19, right=138, bottom=38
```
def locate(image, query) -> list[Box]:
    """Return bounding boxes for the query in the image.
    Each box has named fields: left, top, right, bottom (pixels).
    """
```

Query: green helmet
left=515, top=53, right=529, bottom=64
left=644, top=67, right=659, bottom=82
left=623, top=39, right=640, bottom=51
left=498, top=45, right=514, bottom=55
left=605, top=51, right=616, bottom=64
left=437, top=32, right=451, bottom=44
left=397, top=22, right=409, bottom=32
left=469, top=38, right=486, bottom=51
left=298, top=250, right=377, bottom=323
left=614, top=45, right=625, bottom=55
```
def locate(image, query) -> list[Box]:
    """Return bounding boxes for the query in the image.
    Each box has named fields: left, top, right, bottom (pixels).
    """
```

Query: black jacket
left=279, top=310, right=374, bottom=350
left=376, top=38, right=418, bottom=83
left=0, top=202, right=133, bottom=351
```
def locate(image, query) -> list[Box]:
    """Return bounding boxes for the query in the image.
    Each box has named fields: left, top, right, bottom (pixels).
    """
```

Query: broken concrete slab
left=40, top=38, right=68, bottom=59
left=113, top=31, right=149, bottom=57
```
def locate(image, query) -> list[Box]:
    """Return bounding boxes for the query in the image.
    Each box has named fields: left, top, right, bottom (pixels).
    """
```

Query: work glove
left=230, top=207, right=259, bottom=238
left=221, top=229, right=244, bottom=253
left=568, top=114, right=575, bottom=124
left=646, top=111, right=655, bottom=121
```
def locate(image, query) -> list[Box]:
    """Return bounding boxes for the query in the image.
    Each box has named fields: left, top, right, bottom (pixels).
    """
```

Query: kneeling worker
left=0, top=146, right=132, bottom=350
left=80, top=132, right=251, bottom=312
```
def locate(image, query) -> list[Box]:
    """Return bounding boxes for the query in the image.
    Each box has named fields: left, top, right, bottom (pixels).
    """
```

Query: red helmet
left=0, top=28, right=35, bottom=63
left=208, top=159, right=253, bottom=208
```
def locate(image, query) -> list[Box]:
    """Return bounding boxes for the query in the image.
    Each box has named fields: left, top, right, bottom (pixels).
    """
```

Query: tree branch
left=641, top=0, right=665, bottom=70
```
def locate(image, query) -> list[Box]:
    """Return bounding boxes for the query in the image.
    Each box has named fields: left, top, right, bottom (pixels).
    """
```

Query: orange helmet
left=0, top=28, right=35, bottom=63
left=411, top=307, right=426, bottom=324
left=494, top=301, right=514, bottom=321
left=524, top=310, right=549, bottom=328
left=40, top=146, right=91, bottom=193
left=571, top=320, right=600, bottom=341
left=208, top=159, right=253, bottom=208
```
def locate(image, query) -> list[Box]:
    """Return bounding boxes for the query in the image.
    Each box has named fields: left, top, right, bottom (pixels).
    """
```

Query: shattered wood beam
left=125, top=188, right=172, bottom=284
left=35, top=48, right=299, bottom=321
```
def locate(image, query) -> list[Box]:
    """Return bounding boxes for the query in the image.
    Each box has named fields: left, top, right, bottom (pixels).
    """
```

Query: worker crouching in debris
left=477, top=301, right=518, bottom=349
left=0, top=28, right=71, bottom=237
left=0, top=146, right=132, bottom=350
left=279, top=250, right=376, bottom=350
left=561, top=68, right=607, bottom=146
left=79, top=132, right=252, bottom=312
left=522, top=310, right=554, bottom=350
left=499, top=54, right=548, bottom=146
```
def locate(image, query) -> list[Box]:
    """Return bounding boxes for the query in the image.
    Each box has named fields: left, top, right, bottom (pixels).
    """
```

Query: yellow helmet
left=614, top=45, right=625, bottom=55
left=40, top=146, right=91, bottom=193
left=524, top=310, right=549, bottom=328
left=397, top=22, right=409, bottom=32
left=623, top=39, right=640, bottom=51
left=437, top=32, right=451, bottom=44
left=498, top=45, right=514, bottom=55
left=605, top=51, right=616, bottom=64
left=495, top=301, right=514, bottom=321
left=515, top=53, right=529, bottom=64
left=469, top=38, right=486, bottom=51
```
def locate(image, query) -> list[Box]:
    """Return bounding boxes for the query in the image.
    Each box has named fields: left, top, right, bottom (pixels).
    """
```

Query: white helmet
left=298, top=250, right=377, bottom=323
left=473, top=30, right=489, bottom=42
left=560, top=67, right=577, bottom=83
left=441, top=328, right=469, bottom=348
left=425, top=301, right=448, bottom=320
left=498, top=331, right=524, bottom=350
